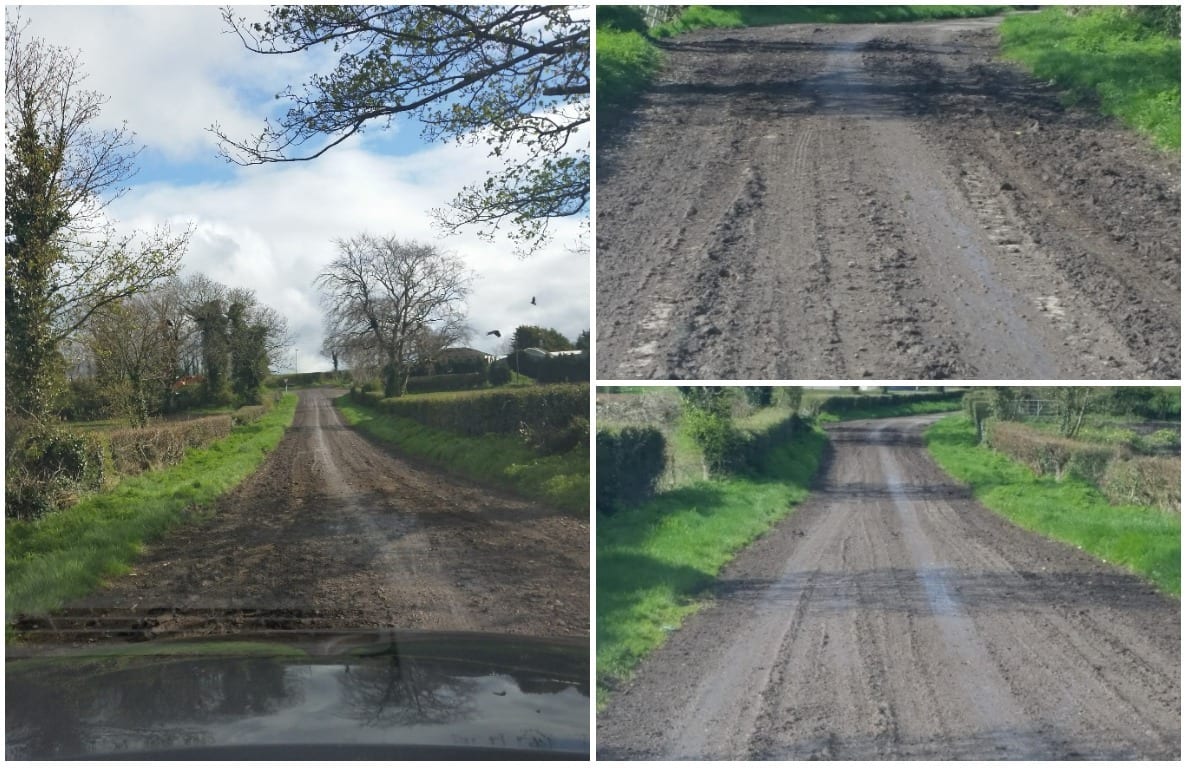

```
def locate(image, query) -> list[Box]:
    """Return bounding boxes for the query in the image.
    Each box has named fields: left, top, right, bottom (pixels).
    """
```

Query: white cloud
left=14, top=5, right=326, bottom=162
left=14, top=5, right=590, bottom=375
left=113, top=139, right=590, bottom=373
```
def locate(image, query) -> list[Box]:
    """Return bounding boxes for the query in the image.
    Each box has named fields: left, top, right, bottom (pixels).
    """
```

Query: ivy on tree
left=215, top=5, right=590, bottom=253
left=5, top=18, right=189, bottom=420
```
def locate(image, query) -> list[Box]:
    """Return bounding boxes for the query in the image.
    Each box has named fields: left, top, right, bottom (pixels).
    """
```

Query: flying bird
left=486, top=330, right=501, bottom=338
left=530, top=296, right=536, bottom=305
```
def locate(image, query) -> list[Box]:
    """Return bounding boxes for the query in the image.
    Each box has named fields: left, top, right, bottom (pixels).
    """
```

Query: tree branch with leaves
left=214, top=5, right=589, bottom=254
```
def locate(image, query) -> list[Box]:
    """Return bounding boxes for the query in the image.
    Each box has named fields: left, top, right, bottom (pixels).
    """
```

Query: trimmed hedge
left=352, top=383, right=587, bottom=440
left=1101, top=456, right=1180, bottom=513
left=6, top=413, right=239, bottom=520
left=232, top=404, right=269, bottom=425
left=986, top=420, right=1179, bottom=513
left=509, top=352, right=590, bottom=383
left=597, top=426, right=667, bottom=515
left=105, top=415, right=234, bottom=475
left=6, top=423, right=106, bottom=521
left=405, top=372, right=487, bottom=394
left=738, top=413, right=807, bottom=472
left=817, top=390, right=965, bottom=415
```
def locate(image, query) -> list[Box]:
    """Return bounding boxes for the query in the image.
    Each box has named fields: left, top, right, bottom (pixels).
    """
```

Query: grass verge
left=1000, top=7, right=1180, bottom=150
left=818, top=397, right=964, bottom=422
left=596, top=424, right=826, bottom=707
left=925, top=414, right=1179, bottom=595
left=334, top=396, right=588, bottom=514
left=596, top=6, right=1004, bottom=122
left=6, top=394, right=298, bottom=622
left=597, top=25, right=665, bottom=119
left=652, top=5, right=1006, bottom=38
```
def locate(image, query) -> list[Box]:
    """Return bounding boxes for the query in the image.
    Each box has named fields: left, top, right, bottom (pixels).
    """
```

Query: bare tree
left=85, top=293, right=176, bottom=425
left=316, top=235, right=471, bottom=397
left=5, top=17, right=189, bottom=418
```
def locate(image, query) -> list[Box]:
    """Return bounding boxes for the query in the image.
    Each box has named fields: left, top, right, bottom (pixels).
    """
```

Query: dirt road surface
left=597, top=416, right=1180, bottom=759
left=20, top=389, right=588, bottom=640
left=596, top=18, right=1180, bottom=379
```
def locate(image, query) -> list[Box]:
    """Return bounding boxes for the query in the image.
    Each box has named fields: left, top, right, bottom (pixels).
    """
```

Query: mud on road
left=598, top=416, right=1180, bottom=760
left=18, top=389, right=588, bottom=641
left=596, top=18, right=1180, bottom=379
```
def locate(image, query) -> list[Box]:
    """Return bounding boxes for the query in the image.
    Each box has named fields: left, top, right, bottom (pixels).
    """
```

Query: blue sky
left=14, top=5, right=590, bottom=372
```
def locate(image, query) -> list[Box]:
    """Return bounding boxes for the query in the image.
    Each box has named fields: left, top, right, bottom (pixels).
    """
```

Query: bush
left=355, top=384, right=588, bottom=447
left=597, top=426, right=667, bottom=514
left=743, top=386, right=774, bottom=407
left=679, top=388, right=742, bottom=476
left=405, top=372, right=487, bottom=394
left=738, top=413, right=806, bottom=473
left=818, top=390, right=965, bottom=416
left=231, top=404, right=269, bottom=426
left=58, top=378, right=106, bottom=422
left=1135, top=428, right=1180, bottom=455
left=509, top=352, right=589, bottom=383
left=596, top=5, right=649, bottom=34
left=1101, top=456, right=1180, bottom=513
left=986, top=421, right=1078, bottom=477
left=6, top=421, right=105, bottom=521
left=963, top=390, right=995, bottom=440
left=1064, top=444, right=1119, bottom=485
left=105, top=415, right=234, bottom=475
left=488, top=361, right=513, bottom=386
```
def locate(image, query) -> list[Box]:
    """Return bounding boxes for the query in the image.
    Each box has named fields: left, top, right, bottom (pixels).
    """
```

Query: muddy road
left=598, top=416, right=1180, bottom=760
left=596, top=18, right=1180, bottom=379
left=19, top=389, right=588, bottom=641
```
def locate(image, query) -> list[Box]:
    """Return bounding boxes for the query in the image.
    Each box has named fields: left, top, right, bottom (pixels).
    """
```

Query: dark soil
left=596, top=18, right=1179, bottom=379
left=15, top=389, right=588, bottom=642
left=597, top=416, right=1180, bottom=760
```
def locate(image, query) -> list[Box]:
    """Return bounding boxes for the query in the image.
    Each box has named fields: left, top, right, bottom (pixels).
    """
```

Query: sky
left=13, top=5, right=591, bottom=373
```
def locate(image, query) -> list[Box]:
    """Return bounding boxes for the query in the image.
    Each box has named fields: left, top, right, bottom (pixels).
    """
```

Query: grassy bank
left=925, top=415, right=1179, bottom=595
left=652, top=5, right=1005, bottom=37
left=1000, top=7, right=1180, bottom=150
left=334, top=397, right=588, bottom=514
left=597, top=424, right=826, bottom=707
left=6, top=394, right=298, bottom=622
left=597, top=25, right=665, bottom=118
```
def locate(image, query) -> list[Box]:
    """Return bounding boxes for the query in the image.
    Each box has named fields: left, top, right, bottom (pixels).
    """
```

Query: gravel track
left=597, top=416, right=1180, bottom=760
left=596, top=18, right=1180, bottom=379
left=18, top=389, right=588, bottom=641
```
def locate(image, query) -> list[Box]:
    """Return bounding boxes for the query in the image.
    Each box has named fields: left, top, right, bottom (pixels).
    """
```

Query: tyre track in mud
left=17, top=389, right=588, bottom=641
left=596, top=18, right=1179, bottom=379
left=597, top=416, right=1179, bottom=760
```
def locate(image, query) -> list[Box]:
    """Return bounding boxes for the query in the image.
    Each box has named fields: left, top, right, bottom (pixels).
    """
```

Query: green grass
left=1000, top=7, right=1180, bottom=149
left=597, top=25, right=665, bottom=118
left=6, top=394, right=299, bottom=623
left=817, top=397, right=964, bottom=423
left=597, top=425, right=826, bottom=707
left=334, top=397, right=588, bottom=514
left=925, top=414, right=1179, bottom=595
left=651, top=5, right=1006, bottom=37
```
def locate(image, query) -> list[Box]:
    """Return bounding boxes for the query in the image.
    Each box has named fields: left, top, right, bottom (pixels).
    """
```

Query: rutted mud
left=596, top=18, right=1180, bottom=379
left=15, top=389, right=588, bottom=641
left=597, top=416, right=1180, bottom=760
